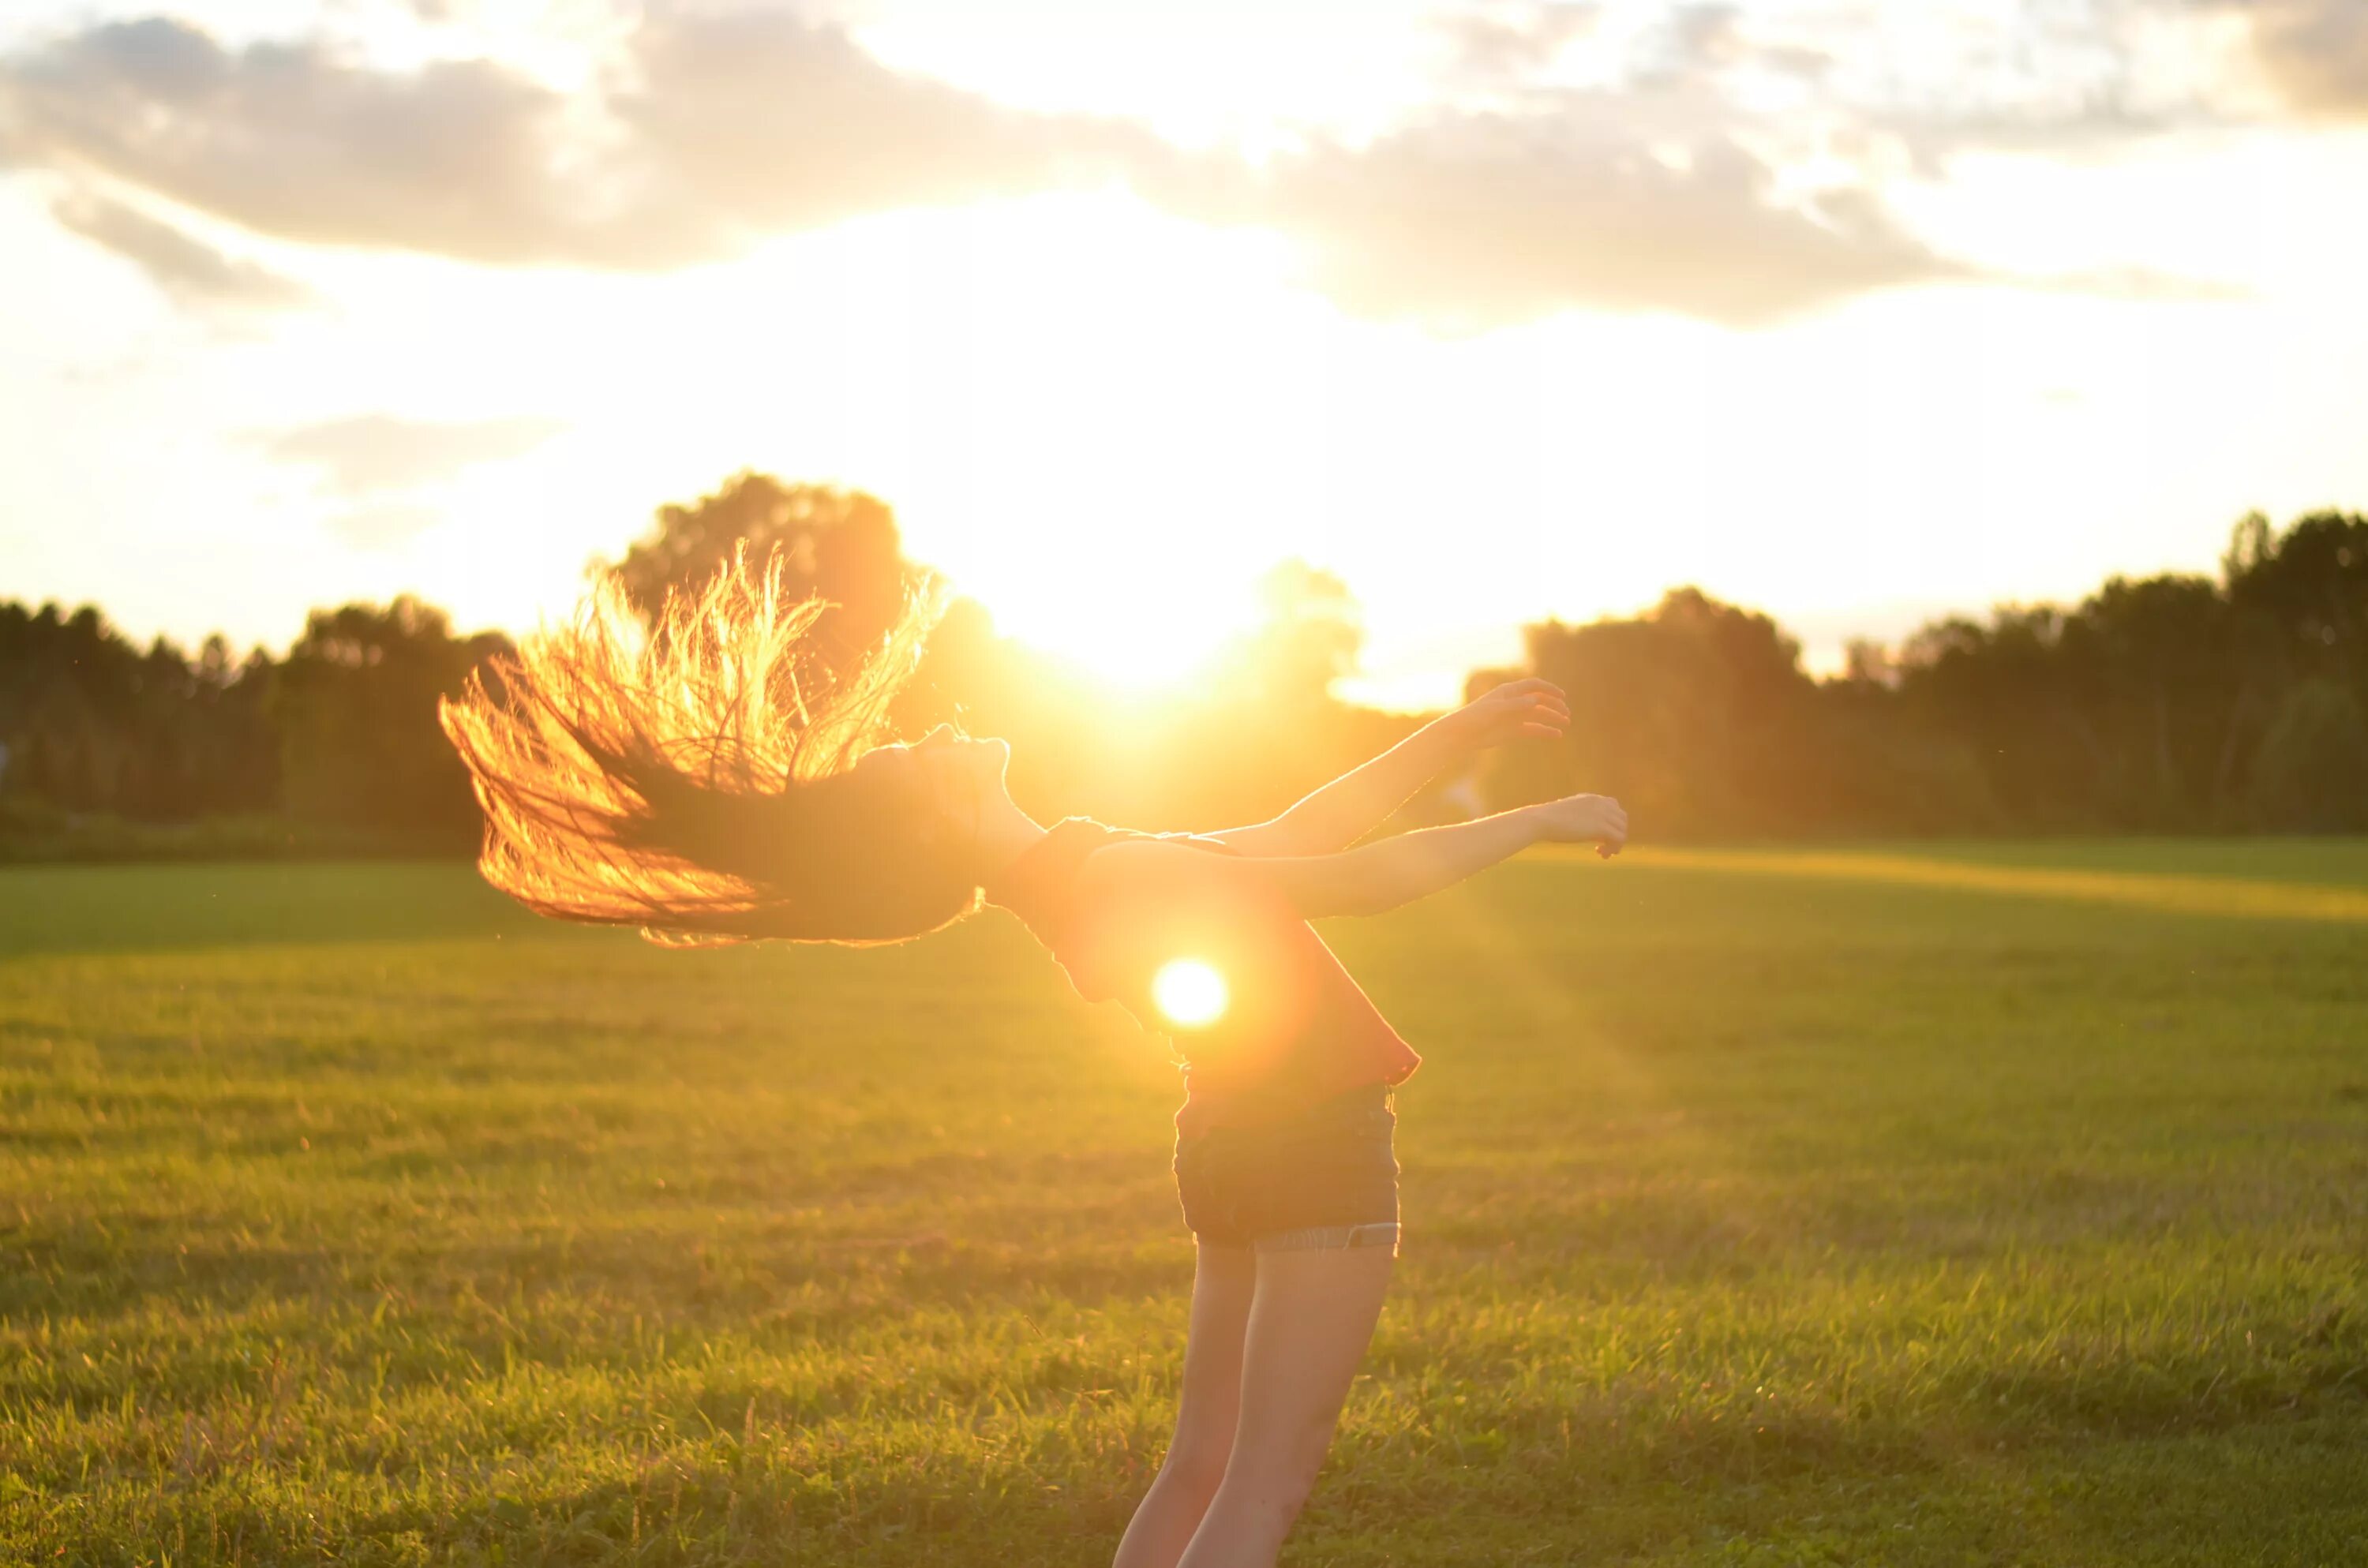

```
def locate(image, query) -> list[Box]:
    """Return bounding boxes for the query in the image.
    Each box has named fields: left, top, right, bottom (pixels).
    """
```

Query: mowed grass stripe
left=1602, top=842, right=2368, bottom=922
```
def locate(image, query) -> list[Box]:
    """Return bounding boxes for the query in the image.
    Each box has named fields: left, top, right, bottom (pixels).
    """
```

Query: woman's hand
left=1446, top=678, right=1570, bottom=750
left=1528, top=792, right=1628, bottom=859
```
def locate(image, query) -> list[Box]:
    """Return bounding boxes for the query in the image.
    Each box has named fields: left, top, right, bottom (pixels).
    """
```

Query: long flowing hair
left=437, top=550, right=980, bottom=946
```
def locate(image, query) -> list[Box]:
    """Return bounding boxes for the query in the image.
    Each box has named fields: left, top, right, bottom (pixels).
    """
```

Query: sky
left=2, top=0, right=2365, bottom=709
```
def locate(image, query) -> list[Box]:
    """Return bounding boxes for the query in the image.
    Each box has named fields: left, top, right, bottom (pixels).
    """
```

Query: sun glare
left=1152, top=958, right=1229, bottom=1028
left=862, top=193, right=1311, bottom=694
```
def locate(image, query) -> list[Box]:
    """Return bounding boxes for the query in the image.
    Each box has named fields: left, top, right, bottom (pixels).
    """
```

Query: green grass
left=3, top=840, right=2365, bottom=1566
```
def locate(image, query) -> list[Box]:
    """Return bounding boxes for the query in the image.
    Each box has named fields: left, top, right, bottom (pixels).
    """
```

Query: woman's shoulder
left=984, top=817, right=1107, bottom=906
left=1051, top=815, right=1235, bottom=844
left=1073, top=825, right=1242, bottom=882
left=985, top=817, right=1171, bottom=903
left=1042, top=818, right=1242, bottom=865
left=1070, top=833, right=1272, bottom=935
left=989, top=817, right=1246, bottom=916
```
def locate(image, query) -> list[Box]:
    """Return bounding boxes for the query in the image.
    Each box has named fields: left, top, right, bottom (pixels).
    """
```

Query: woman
left=439, top=556, right=1628, bottom=1568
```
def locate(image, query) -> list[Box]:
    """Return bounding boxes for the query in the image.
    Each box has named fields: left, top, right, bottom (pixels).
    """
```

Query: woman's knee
left=1159, top=1435, right=1231, bottom=1505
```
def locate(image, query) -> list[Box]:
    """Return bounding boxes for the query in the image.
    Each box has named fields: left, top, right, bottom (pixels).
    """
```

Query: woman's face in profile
left=856, top=726, right=1013, bottom=857
left=896, top=724, right=1010, bottom=793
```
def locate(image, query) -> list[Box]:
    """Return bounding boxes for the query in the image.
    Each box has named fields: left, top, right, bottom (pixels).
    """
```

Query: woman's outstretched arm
left=1205, top=679, right=1569, bottom=856
left=1091, top=792, right=1626, bottom=922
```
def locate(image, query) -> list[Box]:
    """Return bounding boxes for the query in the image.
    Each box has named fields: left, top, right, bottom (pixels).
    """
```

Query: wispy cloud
left=2037, top=263, right=2256, bottom=303
left=1430, top=2, right=1604, bottom=88
left=260, top=414, right=566, bottom=496
left=324, top=500, right=447, bottom=551
left=49, top=188, right=317, bottom=312
left=1148, top=112, right=1969, bottom=331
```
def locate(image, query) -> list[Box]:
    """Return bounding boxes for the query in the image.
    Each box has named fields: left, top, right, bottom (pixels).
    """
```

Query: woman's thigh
left=1171, top=1246, right=1393, bottom=1567
left=1170, top=1240, right=1257, bottom=1465
left=1232, top=1244, right=1394, bottom=1465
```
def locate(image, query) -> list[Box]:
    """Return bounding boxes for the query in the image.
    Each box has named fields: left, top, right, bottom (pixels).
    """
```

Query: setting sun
left=1152, top=957, right=1229, bottom=1028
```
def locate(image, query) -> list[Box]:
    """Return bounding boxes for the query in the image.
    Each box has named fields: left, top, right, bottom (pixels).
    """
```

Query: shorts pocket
left=1175, top=1131, right=1249, bottom=1241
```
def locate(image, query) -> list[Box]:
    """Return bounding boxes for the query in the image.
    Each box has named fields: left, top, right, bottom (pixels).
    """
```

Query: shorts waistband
left=1209, top=1221, right=1400, bottom=1256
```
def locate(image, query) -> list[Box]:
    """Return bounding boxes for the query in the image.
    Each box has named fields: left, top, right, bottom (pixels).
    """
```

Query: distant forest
left=4, top=477, right=2363, bottom=860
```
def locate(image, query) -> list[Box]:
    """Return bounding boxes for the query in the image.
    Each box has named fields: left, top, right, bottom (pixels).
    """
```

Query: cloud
left=1432, top=2, right=1602, bottom=88
left=612, top=9, right=1153, bottom=237
left=1847, top=0, right=2368, bottom=152
left=1156, top=113, right=1969, bottom=331
left=325, top=500, right=447, bottom=550
left=49, top=188, right=317, bottom=311
left=2232, top=0, right=2368, bottom=118
left=0, top=7, right=2160, bottom=331
left=1438, top=2, right=2250, bottom=172
left=0, top=16, right=714, bottom=268
left=261, top=414, right=566, bottom=496
left=2037, top=264, right=2255, bottom=304
left=1639, top=3, right=1748, bottom=88
left=0, top=11, right=1143, bottom=272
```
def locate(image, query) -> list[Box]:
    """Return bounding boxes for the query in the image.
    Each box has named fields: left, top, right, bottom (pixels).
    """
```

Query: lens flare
left=1152, top=958, right=1229, bottom=1028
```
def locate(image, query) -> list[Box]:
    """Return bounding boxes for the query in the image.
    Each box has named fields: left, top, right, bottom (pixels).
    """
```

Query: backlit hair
left=437, top=549, right=981, bottom=946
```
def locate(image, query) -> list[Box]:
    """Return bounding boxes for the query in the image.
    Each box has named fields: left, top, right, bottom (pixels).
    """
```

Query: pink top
left=984, top=816, right=1421, bottom=1136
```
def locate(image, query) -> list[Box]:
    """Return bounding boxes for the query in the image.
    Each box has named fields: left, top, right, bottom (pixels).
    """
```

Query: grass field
left=3, top=840, right=2366, bottom=1566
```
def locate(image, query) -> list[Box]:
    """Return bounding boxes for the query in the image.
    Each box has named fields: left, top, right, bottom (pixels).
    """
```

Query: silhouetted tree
left=598, top=473, right=926, bottom=690
left=0, top=602, right=275, bottom=824
left=1490, top=509, right=2366, bottom=839
left=1212, top=562, right=1365, bottom=711
left=2249, top=679, right=2368, bottom=830
left=1510, top=588, right=1838, bottom=836
left=273, top=597, right=509, bottom=848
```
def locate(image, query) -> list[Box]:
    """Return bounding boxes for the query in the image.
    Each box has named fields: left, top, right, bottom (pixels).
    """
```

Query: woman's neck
left=974, top=799, right=1050, bottom=899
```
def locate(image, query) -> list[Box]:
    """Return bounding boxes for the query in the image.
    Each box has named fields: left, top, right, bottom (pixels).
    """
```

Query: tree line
left=2, top=477, right=2361, bottom=859
left=1476, top=510, right=2367, bottom=836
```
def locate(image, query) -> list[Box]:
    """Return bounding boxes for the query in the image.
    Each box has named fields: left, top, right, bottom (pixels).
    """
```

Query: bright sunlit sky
left=4, top=0, right=2366, bottom=707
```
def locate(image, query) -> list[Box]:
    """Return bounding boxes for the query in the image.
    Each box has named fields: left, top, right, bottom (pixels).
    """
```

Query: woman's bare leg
left=1173, top=1245, right=1394, bottom=1568
left=1112, top=1241, right=1257, bottom=1568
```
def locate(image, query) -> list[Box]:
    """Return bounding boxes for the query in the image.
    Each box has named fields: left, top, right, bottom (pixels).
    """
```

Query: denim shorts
left=1174, top=1085, right=1400, bottom=1255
